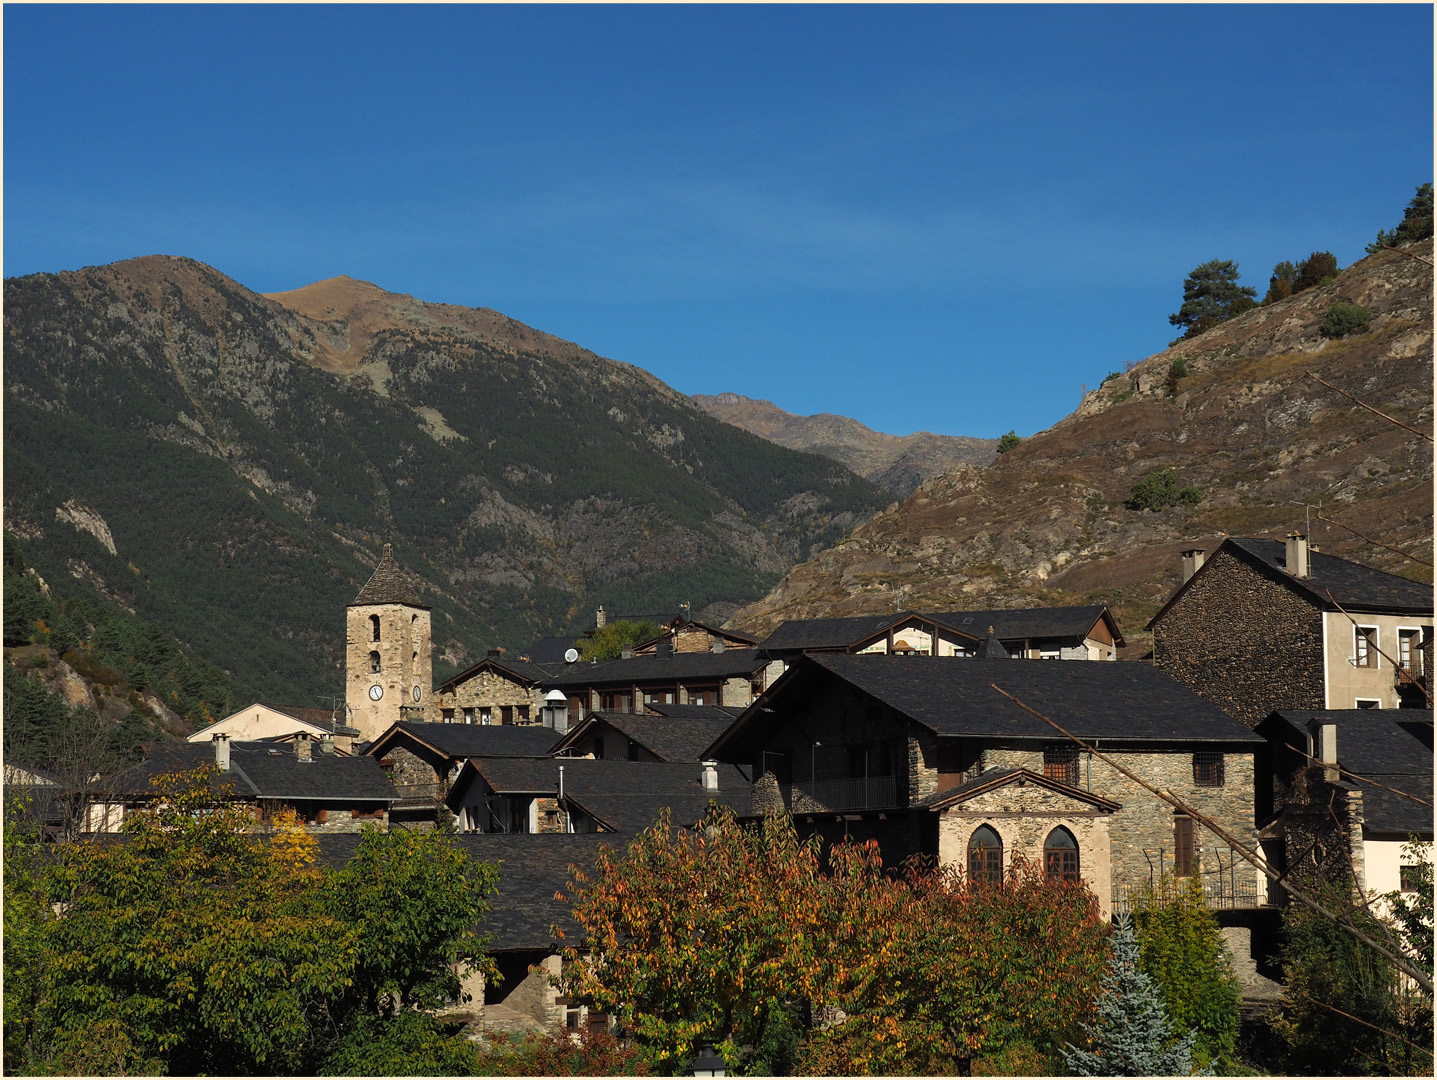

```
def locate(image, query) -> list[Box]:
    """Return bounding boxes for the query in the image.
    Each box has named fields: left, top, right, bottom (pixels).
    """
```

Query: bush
left=1124, top=471, right=1202, bottom=512
left=1319, top=302, right=1374, bottom=339
left=473, top=1026, right=652, bottom=1076
left=996, top=430, right=1021, bottom=454
left=1168, top=358, right=1188, bottom=380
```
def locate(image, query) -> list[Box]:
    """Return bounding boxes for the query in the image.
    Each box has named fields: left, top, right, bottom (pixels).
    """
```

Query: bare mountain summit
left=692, top=392, right=998, bottom=497
left=727, top=241, right=1434, bottom=654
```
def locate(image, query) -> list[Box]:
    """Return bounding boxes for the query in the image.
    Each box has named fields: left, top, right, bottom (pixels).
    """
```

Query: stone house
left=704, top=653, right=1266, bottom=919
left=365, top=721, right=562, bottom=827
left=632, top=617, right=758, bottom=656
left=445, top=756, right=750, bottom=835
left=1149, top=534, right=1433, bottom=724
left=84, top=735, right=396, bottom=833
left=1256, top=709, right=1433, bottom=908
left=926, top=605, right=1124, bottom=661
left=541, top=648, right=782, bottom=722
left=431, top=653, right=556, bottom=726
left=188, top=702, right=360, bottom=753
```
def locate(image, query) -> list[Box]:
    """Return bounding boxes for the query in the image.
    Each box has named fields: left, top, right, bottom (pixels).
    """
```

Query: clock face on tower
left=368, top=684, right=384, bottom=701
left=412, top=685, right=422, bottom=702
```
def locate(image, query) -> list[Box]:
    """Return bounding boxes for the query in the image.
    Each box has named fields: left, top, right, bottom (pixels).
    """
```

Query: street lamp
left=690, top=1043, right=726, bottom=1077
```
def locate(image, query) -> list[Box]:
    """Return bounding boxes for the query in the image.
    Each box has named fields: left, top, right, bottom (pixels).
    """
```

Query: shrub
left=1319, top=302, right=1373, bottom=339
left=1124, top=471, right=1202, bottom=512
left=1168, top=358, right=1188, bottom=380
left=996, top=430, right=1021, bottom=454
left=473, top=1026, right=652, bottom=1076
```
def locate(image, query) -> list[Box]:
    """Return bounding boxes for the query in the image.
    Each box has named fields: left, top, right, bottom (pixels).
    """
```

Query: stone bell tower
left=346, top=543, right=431, bottom=743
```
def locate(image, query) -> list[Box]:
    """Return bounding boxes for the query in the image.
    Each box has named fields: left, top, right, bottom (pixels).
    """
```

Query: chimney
left=700, top=759, right=719, bottom=792
left=487, top=648, right=502, bottom=659
left=1285, top=532, right=1310, bottom=579
left=1181, top=548, right=1206, bottom=583
left=596, top=605, right=607, bottom=630
left=621, top=643, right=635, bottom=660
left=296, top=732, right=312, bottom=763
left=545, top=690, right=569, bottom=734
left=1308, top=719, right=1338, bottom=782
left=656, top=642, right=674, bottom=660
left=213, top=733, right=231, bottom=772
left=558, top=764, right=565, bottom=802
left=319, top=734, right=335, bottom=755
left=711, top=637, right=726, bottom=653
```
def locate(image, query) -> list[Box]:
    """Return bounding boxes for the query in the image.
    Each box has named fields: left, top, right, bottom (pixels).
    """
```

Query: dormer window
left=370, top=615, right=381, bottom=642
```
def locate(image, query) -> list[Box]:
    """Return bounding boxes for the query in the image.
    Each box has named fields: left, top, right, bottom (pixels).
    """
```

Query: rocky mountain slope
left=4, top=258, right=885, bottom=703
left=728, top=241, right=1434, bottom=650
left=692, top=392, right=998, bottom=496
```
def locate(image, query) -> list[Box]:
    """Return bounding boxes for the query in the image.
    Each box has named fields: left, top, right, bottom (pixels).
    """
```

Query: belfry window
left=369, top=651, right=381, bottom=674
left=370, top=615, right=381, bottom=642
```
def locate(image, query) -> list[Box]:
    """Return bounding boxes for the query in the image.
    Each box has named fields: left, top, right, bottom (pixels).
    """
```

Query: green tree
left=1132, top=877, right=1241, bottom=1070
left=997, top=430, right=1022, bottom=454
left=1062, top=914, right=1198, bottom=1076
left=1295, top=251, right=1339, bottom=292
left=578, top=619, right=663, bottom=661
left=1125, top=471, right=1202, bottom=512
left=1367, top=182, right=1434, bottom=253
left=1168, top=261, right=1258, bottom=339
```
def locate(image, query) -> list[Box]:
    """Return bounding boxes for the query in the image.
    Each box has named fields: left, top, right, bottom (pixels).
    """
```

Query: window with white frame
left=1354, top=626, right=1378, bottom=668
left=1355, top=699, right=1380, bottom=709
left=1398, top=628, right=1420, bottom=673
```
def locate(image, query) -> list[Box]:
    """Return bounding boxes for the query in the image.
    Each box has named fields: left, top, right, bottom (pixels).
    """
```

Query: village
left=12, top=529, right=1428, bottom=1057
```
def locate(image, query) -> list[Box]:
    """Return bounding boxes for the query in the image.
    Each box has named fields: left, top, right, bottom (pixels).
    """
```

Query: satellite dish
left=564, top=648, right=580, bottom=663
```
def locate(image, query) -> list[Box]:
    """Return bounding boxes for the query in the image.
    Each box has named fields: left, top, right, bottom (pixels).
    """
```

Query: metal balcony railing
left=788, top=775, right=898, bottom=813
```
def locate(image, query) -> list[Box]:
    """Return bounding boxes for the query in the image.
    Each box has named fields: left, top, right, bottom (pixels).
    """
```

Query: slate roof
left=1267, top=710, right=1433, bottom=836
left=915, top=765, right=1122, bottom=812
left=929, top=605, right=1124, bottom=647
left=99, top=740, right=396, bottom=802
left=541, top=650, right=771, bottom=687
left=350, top=544, right=427, bottom=608
left=371, top=722, right=562, bottom=761
left=710, top=655, right=1261, bottom=757
left=435, top=656, right=558, bottom=693
left=1150, top=538, right=1433, bottom=627
left=757, top=612, right=923, bottom=652
left=313, top=832, right=616, bottom=951
left=643, top=703, right=745, bottom=721
left=582, top=713, right=737, bottom=762
left=519, top=636, right=583, bottom=664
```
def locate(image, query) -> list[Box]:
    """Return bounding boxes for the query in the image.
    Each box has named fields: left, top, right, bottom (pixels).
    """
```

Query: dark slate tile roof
left=1231, top=539, right=1429, bottom=614
left=519, top=636, right=582, bottom=664
left=435, top=657, right=558, bottom=692
left=350, top=544, right=427, bottom=608
left=376, top=722, right=563, bottom=760
left=567, top=790, right=748, bottom=834
left=727, top=655, right=1261, bottom=747
left=541, top=651, right=771, bottom=687
left=313, top=832, right=617, bottom=951
left=928, top=605, right=1119, bottom=644
left=643, top=703, right=745, bottom=721
left=1268, top=710, right=1433, bottom=836
left=99, top=740, right=396, bottom=802
left=757, top=613, right=918, bottom=651
left=591, top=714, right=737, bottom=763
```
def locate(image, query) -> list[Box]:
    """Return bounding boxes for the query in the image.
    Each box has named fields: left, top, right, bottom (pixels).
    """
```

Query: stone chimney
left=1308, top=719, right=1338, bottom=781
left=296, top=732, right=313, bottom=763
left=701, top=759, right=719, bottom=792
left=1181, top=548, right=1206, bottom=583
left=319, top=734, right=335, bottom=755
left=621, top=643, right=635, bottom=660
left=711, top=637, right=726, bottom=653
left=213, top=733, right=231, bottom=772
left=1285, top=532, right=1310, bottom=579
left=596, top=605, right=607, bottom=630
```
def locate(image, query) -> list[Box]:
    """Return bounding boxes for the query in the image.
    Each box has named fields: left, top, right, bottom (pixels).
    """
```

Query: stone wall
left=346, top=601, right=432, bottom=741
left=1151, top=549, right=1324, bottom=726
left=436, top=668, right=542, bottom=723
left=985, top=747, right=1260, bottom=902
left=381, top=744, right=445, bottom=801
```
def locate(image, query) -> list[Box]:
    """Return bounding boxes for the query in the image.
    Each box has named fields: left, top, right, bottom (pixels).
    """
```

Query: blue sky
left=5, top=5, right=1432, bottom=439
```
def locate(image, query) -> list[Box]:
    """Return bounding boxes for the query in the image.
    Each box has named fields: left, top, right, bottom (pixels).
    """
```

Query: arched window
left=968, top=824, right=1003, bottom=885
left=369, top=651, right=381, bottom=674
left=1044, top=827, right=1079, bottom=882
left=370, top=615, right=381, bottom=642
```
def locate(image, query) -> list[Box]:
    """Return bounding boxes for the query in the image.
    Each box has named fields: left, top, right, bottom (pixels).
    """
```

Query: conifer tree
left=1062, top=915, right=1200, bottom=1077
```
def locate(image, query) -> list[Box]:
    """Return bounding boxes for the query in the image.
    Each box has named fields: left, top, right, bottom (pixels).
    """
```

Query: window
left=1355, top=699, right=1380, bottom=710
left=688, top=686, right=717, bottom=706
left=480, top=707, right=493, bottom=725
left=518, top=705, right=530, bottom=722
left=1398, top=629, right=1420, bottom=672
left=441, top=708, right=455, bottom=723
left=643, top=689, right=676, bottom=705
left=462, top=707, right=475, bottom=724
left=500, top=705, right=513, bottom=725
left=1044, top=744, right=1079, bottom=786
left=600, top=690, right=633, bottom=713
left=1193, top=752, right=1225, bottom=787
left=1400, top=865, right=1422, bottom=892
left=627, top=739, right=642, bottom=762
left=969, top=825, right=1004, bottom=885
left=1355, top=626, right=1378, bottom=668
left=1039, top=647, right=1061, bottom=660
left=370, top=615, right=381, bottom=642
left=1044, top=827, right=1079, bottom=882
left=369, top=651, right=381, bottom=674
left=1174, top=815, right=1196, bottom=876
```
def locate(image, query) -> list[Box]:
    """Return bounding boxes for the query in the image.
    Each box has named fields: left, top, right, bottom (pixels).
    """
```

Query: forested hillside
left=3, top=258, right=885, bottom=711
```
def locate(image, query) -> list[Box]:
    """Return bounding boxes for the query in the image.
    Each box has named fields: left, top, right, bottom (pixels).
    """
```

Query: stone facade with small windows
left=434, top=668, right=542, bottom=725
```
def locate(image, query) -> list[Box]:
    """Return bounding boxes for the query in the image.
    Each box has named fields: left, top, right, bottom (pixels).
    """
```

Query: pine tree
left=1062, top=915, right=1200, bottom=1077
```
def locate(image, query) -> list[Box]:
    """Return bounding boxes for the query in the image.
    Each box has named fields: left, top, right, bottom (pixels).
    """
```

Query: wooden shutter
left=1175, top=815, right=1196, bottom=876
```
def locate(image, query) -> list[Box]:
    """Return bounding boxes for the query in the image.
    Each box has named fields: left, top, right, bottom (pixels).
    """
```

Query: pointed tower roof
left=350, top=544, right=427, bottom=608
left=979, top=627, right=1010, bottom=659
